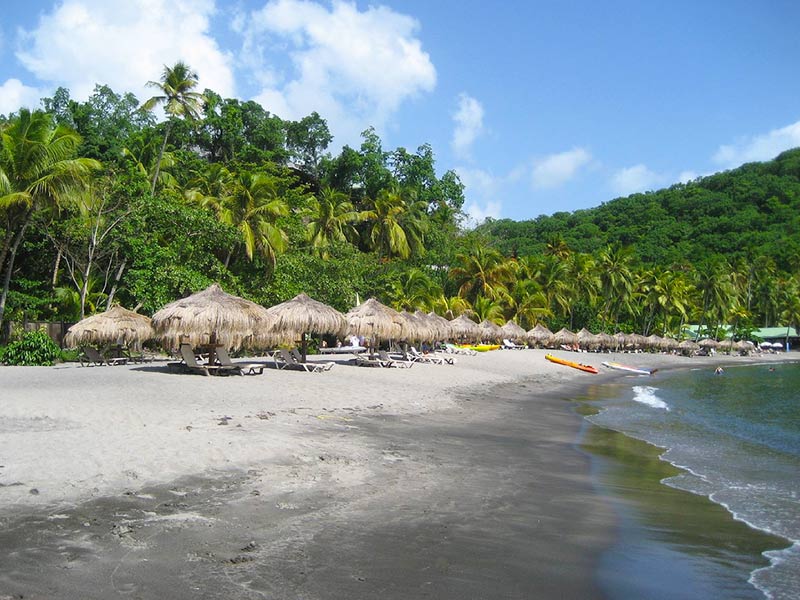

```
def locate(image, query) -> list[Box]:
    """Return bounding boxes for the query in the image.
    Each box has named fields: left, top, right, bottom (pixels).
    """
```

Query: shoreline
left=1, top=349, right=796, bottom=597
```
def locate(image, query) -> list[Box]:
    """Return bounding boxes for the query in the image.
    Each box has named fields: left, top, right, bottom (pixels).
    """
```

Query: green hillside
left=477, top=148, right=800, bottom=272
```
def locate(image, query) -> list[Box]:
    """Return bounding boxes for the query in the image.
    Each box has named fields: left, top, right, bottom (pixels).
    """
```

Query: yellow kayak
left=458, top=344, right=500, bottom=352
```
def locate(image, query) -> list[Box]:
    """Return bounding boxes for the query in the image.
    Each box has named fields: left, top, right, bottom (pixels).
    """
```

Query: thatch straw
left=266, top=293, right=347, bottom=338
left=265, top=293, right=348, bottom=360
left=151, top=283, right=274, bottom=351
left=678, top=339, right=700, bottom=355
left=577, top=328, right=597, bottom=349
left=478, top=319, right=504, bottom=342
left=345, top=298, right=403, bottom=342
left=398, top=310, right=428, bottom=342
left=449, top=314, right=481, bottom=342
left=527, top=324, right=554, bottom=347
left=595, top=332, right=615, bottom=351
left=64, top=305, right=154, bottom=348
left=552, top=328, right=578, bottom=346
left=501, top=320, right=527, bottom=342
left=428, top=311, right=455, bottom=340
left=698, top=338, right=719, bottom=349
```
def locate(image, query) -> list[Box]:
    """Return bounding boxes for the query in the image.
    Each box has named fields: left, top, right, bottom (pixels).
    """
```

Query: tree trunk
left=150, top=120, right=173, bottom=195
left=0, top=209, right=33, bottom=328
left=105, top=258, right=127, bottom=310
left=51, top=249, right=62, bottom=288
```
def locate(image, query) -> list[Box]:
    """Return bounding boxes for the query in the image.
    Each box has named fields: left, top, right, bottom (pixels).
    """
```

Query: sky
left=2, top=0, right=800, bottom=224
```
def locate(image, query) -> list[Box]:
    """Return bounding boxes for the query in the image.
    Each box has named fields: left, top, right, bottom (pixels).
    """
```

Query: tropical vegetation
left=1, top=62, right=799, bottom=345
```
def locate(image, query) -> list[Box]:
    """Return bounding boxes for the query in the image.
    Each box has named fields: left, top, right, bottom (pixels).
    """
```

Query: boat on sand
left=602, top=361, right=657, bottom=376
left=545, top=353, right=599, bottom=374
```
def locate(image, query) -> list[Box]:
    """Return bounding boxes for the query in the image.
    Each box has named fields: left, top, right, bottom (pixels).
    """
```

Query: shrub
left=1, top=330, right=62, bottom=366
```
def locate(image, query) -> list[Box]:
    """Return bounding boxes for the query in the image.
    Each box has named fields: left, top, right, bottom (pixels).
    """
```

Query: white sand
left=0, top=349, right=794, bottom=512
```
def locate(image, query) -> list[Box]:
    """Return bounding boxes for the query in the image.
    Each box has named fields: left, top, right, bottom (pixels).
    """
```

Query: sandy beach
left=0, top=348, right=794, bottom=598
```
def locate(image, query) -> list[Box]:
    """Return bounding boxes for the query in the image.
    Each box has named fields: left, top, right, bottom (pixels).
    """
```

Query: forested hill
left=477, top=148, right=800, bottom=272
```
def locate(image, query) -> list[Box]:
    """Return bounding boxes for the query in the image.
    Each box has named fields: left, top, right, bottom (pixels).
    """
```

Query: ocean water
left=584, top=361, right=800, bottom=600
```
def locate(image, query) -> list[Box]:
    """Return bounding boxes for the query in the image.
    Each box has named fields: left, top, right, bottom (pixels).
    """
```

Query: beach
left=0, top=349, right=795, bottom=598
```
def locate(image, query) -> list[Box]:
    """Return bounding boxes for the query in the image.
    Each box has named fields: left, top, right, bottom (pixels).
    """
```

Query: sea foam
left=631, top=386, right=669, bottom=410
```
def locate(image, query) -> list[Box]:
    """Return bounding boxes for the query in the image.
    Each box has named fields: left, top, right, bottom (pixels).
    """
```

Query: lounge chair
left=276, top=348, right=334, bottom=373
left=215, top=347, right=266, bottom=375
left=79, top=346, right=128, bottom=367
left=168, top=344, right=238, bottom=376
left=354, top=354, right=384, bottom=367
left=409, top=347, right=456, bottom=365
left=502, top=339, right=526, bottom=350
left=442, top=343, right=477, bottom=356
left=377, top=350, right=414, bottom=368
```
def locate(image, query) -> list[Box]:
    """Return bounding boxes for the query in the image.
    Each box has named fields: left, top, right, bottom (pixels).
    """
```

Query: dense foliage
left=1, top=62, right=798, bottom=345
left=0, top=330, right=62, bottom=365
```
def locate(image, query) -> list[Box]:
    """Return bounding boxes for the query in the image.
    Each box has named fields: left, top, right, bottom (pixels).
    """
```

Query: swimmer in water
left=714, top=366, right=724, bottom=375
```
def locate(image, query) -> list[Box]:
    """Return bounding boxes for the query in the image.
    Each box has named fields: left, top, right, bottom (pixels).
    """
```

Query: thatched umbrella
left=65, top=305, right=154, bottom=349
left=678, top=339, right=700, bottom=356
left=577, top=328, right=597, bottom=350
left=266, top=293, right=347, bottom=361
left=628, top=333, right=648, bottom=350
left=645, top=334, right=663, bottom=352
left=596, top=332, right=615, bottom=352
left=501, top=320, right=527, bottom=343
left=479, top=320, right=503, bottom=343
left=413, top=310, right=441, bottom=342
left=152, top=283, right=274, bottom=363
left=552, top=328, right=578, bottom=348
left=527, top=324, right=553, bottom=348
left=398, top=310, right=428, bottom=343
left=698, top=338, right=719, bottom=351
left=346, top=298, right=403, bottom=355
left=449, top=314, right=481, bottom=343
left=427, top=311, right=454, bottom=341
left=613, top=332, right=627, bottom=351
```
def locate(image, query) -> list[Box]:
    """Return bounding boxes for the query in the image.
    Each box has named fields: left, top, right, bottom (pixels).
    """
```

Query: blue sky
left=2, top=0, right=799, bottom=223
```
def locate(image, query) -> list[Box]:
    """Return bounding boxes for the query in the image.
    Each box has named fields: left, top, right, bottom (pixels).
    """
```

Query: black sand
left=0, top=378, right=614, bottom=599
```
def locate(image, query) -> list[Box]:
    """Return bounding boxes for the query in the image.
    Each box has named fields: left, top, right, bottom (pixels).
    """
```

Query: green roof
left=754, top=327, right=799, bottom=339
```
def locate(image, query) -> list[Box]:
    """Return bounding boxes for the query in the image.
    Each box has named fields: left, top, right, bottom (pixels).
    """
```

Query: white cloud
left=713, top=120, right=800, bottom=168
left=464, top=199, right=502, bottom=227
left=0, top=79, right=44, bottom=115
left=531, top=147, right=591, bottom=189
left=15, top=0, right=235, bottom=104
left=677, top=170, right=699, bottom=184
left=452, top=93, right=484, bottom=159
left=611, top=164, right=662, bottom=196
left=244, top=0, right=436, bottom=146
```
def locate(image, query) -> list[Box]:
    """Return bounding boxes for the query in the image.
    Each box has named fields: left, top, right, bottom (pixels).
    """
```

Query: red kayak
left=545, top=354, right=599, bottom=374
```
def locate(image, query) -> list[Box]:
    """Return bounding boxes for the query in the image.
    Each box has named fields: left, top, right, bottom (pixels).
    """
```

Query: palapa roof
left=151, top=283, right=274, bottom=350
left=397, top=310, right=428, bottom=341
left=427, top=311, right=455, bottom=340
left=449, top=314, right=481, bottom=340
left=552, top=328, right=578, bottom=345
left=64, top=305, right=154, bottom=348
left=345, top=298, right=403, bottom=341
left=266, top=293, right=347, bottom=337
left=527, top=323, right=554, bottom=344
left=479, top=319, right=504, bottom=341
left=501, top=320, right=527, bottom=340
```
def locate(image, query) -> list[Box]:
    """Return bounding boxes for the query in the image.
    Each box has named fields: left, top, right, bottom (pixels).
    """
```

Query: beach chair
left=169, top=344, right=237, bottom=376
left=354, top=354, right=384, bottom=367
left=79, top=346, right=128, bottom=367
left=277, top=348, right=334, bottom=373
left=408, top=347, right=452, bottom=365
left=502, top=339, right=526, bottom=350
left=377, top=350, right=414, bottom=368
left=443, top=343, right=477, bottom=356
left=215, top=347, right=266, bottom=375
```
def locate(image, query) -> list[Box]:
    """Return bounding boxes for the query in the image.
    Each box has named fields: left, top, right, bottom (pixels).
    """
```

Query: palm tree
left=387, top=268, right=439, bottom=311
left=304, top=186, right=365, bottom=258
left=121, top=130, right=177, bottom=190
left=0, top=109, right=101, bottom=327
left=598, top=244, right=635, bottom=331
left=450, top=241, right=513, bottom=303
left=508, top=278, right=552, bottom=329
left=471, top=295, right=505, bottom=324
left=693, top=258, right=735, bottom=339
left=142, top=62, right=205, bottom=194
left=432, top=294, right=471, bottom=319
left=564, top=252, right=598, bottom=329
left=217, top=171, right=289, bottom=270
left=363, top=185, right=427, bottom=260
